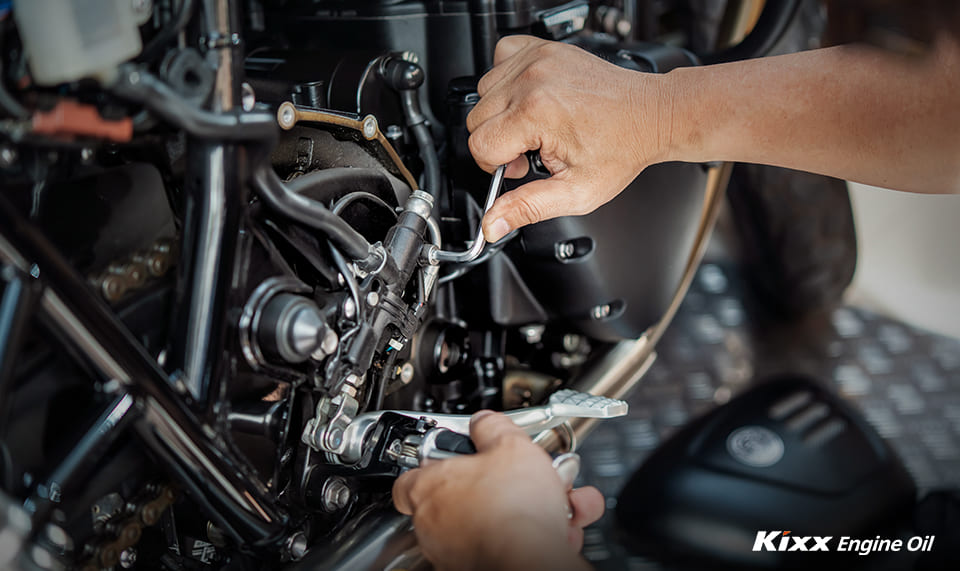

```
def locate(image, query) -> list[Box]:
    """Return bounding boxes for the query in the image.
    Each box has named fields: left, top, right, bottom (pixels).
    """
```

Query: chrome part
left=301, top=380, right=362, bottom=458
left=335, top=389, right=627, bottom=465
left=361, top=115, right=379, bottom=140
left=284, top=532, right=309, bottom=561
left=320, top=477, right=353, bottom=512
left=552, top=452, right=580, bottom=490
left=256, top=293, right=336, bottom=364
left=398, top=362, right=415, bottom=385
left=241, top=82, right=256, bottom=112
left=403, top=190, right=434, bottom=220
left=430, top=165, right=505, bottom=264
left=365, top=291, right=380, bottom=307
left=118, top=547, right=137, bottom=569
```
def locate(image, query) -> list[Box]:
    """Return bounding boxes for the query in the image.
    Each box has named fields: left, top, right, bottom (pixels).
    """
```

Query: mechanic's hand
left=468, top=35, right=670, bottom=242
left=392, top=411, right=603, bottom=570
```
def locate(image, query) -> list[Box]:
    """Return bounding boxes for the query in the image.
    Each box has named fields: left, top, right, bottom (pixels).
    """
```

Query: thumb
left=469, top=411, right=529, bottom=451
left=482, top=177, right=570, bottom=242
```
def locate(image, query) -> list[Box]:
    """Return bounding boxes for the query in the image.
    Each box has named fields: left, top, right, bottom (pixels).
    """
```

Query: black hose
left=111, top=66, right=277, bottom=141
left=410, top=122, right=441, bottom=194
left=140, top=0, right=198, bottom=62
left=251, top=167, right=374, bottom=263
left=386, top=66, right=441, bottom=195
left=700, top=0, right=803, bottom=65
left=287, top=167, right=398, bottom=206
left=111, top=66, right=380, bottom=265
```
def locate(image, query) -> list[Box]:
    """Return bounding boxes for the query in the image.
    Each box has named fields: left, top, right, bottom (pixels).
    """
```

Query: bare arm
left=468, top=36, right=960, bottom=242
left=667, top=38, right=960, bottom=193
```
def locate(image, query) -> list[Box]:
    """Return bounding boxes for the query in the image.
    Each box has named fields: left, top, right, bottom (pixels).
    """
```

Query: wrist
left=652, top=65, right=712, bottom=164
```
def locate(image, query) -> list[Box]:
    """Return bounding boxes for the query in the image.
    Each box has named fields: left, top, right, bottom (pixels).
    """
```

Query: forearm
left=657, top=38, right=960, bottom=193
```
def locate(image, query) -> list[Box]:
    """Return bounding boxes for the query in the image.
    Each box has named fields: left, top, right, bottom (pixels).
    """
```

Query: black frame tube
left=0, top=194, right=289, bottom=547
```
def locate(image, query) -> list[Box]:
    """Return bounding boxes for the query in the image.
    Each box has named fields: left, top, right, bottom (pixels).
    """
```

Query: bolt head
left=327, top=428, right=343, bottom=449
left=361, top=115, right=378, bottom=140
left=399, top=362, right=415, bottom=384
left=366, top=291, right=380, bottom=306
left=343, top=298, right=357, bottom=320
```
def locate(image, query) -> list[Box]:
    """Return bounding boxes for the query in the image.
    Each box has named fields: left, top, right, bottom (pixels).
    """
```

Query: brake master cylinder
left=13, top=0, right=142, bottom=85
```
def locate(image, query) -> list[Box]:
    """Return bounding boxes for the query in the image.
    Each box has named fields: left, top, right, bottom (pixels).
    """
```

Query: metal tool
left=430, top=164, right=505, bottom=264
left=330, top=389, right=628, bottom=465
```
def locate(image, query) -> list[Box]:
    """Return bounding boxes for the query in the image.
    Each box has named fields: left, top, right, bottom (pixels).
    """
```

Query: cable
left=331, top=191, right=397, bottom=218
left=252, top=167, right=376, bottom=263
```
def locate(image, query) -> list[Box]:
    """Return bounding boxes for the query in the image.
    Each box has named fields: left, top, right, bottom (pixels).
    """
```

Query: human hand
left=392, top=411, right=604, bottom=570
left=467, top=35, right=671, bottom=242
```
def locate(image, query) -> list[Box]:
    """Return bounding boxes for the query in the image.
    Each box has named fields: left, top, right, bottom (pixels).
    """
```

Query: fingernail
left=484, top=218, right=510, bottom=243
left=471, top=410, right=495, bottom=425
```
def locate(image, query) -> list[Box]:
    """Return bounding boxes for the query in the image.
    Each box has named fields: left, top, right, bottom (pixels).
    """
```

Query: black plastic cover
left=616, top=376, right=917, bottom=568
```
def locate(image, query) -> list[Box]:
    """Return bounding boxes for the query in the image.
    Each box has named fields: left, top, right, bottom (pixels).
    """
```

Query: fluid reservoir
left=13, top=0, right=142, bottom=86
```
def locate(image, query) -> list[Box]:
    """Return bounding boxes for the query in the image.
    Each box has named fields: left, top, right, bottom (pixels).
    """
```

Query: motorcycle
left=0, top=0, right=797, bottom=568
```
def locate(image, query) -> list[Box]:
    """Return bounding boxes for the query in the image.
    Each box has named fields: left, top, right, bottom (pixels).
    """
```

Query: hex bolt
left=385, top=125, right=403, bottom=140
left=321, top=477, right=353, bottom=512
left=285, top=531, right=308, bottom=561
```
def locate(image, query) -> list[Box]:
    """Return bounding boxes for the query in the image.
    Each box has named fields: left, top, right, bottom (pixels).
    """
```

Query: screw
left=343, top=298, right=357, bottom=320
left=119, top=547, right=137, bottom=569
left=241, top=82, right=256, bottom=112
left=591, top=304, right=612, bottom=320
left=321, top=477, right=352, bottom=512
left=279, top=104, right=296, bottom=129
left=285, top=531, right=308, bottom=561
left=0, top=146, right=17, bottom=169
left=562, top=334, right=581, bottom=352
left=555, top=241, right=576, bottom=260
left=366, top=291, right=380, bottom=306
left=385, top=125, right=403, bottom=140
left=361, top=115, right=378, bottom=140
left=399, top=362, right=415, bottom=384
left=520, top=325, right=545, bottom=344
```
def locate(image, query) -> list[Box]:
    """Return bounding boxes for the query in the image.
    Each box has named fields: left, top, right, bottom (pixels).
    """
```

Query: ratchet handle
left=432, top=428, right=477, bottom=455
